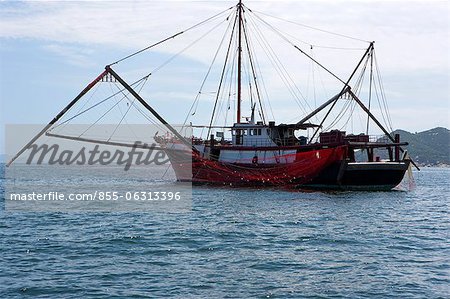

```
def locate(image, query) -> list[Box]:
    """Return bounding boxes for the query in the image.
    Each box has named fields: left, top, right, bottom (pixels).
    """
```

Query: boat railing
left=343, top=134, right=395, bottom=144
left=369, top=135, right=390, bottom=143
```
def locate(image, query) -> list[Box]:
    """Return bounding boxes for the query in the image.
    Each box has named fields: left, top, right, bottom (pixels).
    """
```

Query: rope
left=248, top=7, right=370, bottom=44
left=246, top=13, right=310, bottom=115
left=109, top=6, right=234, bottom=66
left=250, top=11, right=346, bottom=85
left=207, top=10, right=239, bottom=139
left=50, top=76, right=149, bottom=130
left=182, top=9, right=237, bottom=128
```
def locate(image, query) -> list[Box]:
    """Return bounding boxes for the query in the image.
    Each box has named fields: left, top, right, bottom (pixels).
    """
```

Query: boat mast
left=237, top=0, right=243, bottom=123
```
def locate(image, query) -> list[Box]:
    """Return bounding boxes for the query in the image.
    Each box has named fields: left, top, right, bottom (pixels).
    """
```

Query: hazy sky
left=0, top=0, right=449, bottom=153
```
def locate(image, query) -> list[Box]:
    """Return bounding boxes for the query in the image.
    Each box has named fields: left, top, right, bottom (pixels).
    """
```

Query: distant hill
left=393, top=127, right=450, bottom=166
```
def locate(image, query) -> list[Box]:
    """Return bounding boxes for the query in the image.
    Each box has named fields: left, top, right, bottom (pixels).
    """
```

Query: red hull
left=166, top=146, right=347, bottom=187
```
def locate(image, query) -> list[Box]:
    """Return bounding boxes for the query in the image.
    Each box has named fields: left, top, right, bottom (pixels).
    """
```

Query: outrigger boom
left=7, top=66, right=198, bottom=167
left=6, top=69, right=108, bottom=167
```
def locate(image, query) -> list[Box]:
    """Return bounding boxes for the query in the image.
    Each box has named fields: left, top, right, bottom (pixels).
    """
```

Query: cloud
left=0, top=1, right=448, bottom=71
left=0, top=1, right=225, bottom=48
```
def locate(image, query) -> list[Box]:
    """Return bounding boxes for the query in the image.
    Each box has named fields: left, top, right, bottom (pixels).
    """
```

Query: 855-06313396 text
left=9, top=191, right=182, bottom=201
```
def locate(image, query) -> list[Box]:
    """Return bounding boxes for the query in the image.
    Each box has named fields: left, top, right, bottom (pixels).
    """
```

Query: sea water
left=0, top=165, right=448, bottom=298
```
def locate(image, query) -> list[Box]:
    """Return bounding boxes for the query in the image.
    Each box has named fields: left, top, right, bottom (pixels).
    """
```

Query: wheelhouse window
left=249, top=128, right=262, bottom=136
left=235, top=129, right=243, bottom=145
left=287, top=128, right=294, bottom=137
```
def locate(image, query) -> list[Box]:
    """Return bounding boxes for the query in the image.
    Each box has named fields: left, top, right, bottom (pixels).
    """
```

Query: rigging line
left=372, top=75, right=390, bottom=134
left=247, top=13, right=310, bottom=115
left=248, top=12, right=314, bottom=112
left=353, top=54, right=370, bottom=94
left=310, top=52, right=331, bottom=125
left=77, top=79, right=147, bottom=138
left=130, top=100, right=163, bottom=128
left=207, top=10, right=239, bottom=139
left=338, top=101, right=358, bottom=131
left=364, top=53, right=390, bottom=133
left=213, top=19, right=239, bottom=128
left=243, top=17, right=263, bottom=97
left=316, top=57, right=331, bottom=108
left=220, top=42, right=236, bottom=128
left=77, top=90, right=131, bottom=137
left=52, top=79, right=105, bottom=134
left=108, top=80, right=126, bottom=123
left=109, top=83, right=148, bottom=142
left=214, top=46, right=238, bottom=127
left=247, top=56, right=254, bottom=109
left=214, top=34, right=238, bottom=127
left=246, top=14, right=301, bottom=107
left=306, top=48, right=312, bottom=108
left=324, top=91, right=353, bottom=130
left=107, top=77, right=149, bottom=141
left=150, top=12, right=234, bottom=75
left=357, top=103, right=366, bottom=134
left=246, top=6, right=370, bottom=43
left=115, top=76, right=167, bottom=132
left=50, top=76, right=149, bottom=131
left=191, top=93, right=200, bottom=116
left=353, top=84, right=367, bottom=132
left=344, top=52, right=368, bottom=136
left=7, top=69, right=108, bottom=167
left=310, top=46, right=317, bottom=109
left=373, top=52, right=394, bottom=131
left=277, top=29, right=366, bottom=51
left=250, top=11, right=347, bottom=86
left=242, top=13, right=266, bottom=124
left=308, top=42, right=374, bottom=143
left=124, top=94, right=168, bottom=133
left=345, top=64, right=367, bottom=132
left=109, top=6, right=234, bottom=66
left=56, top=80, right=102, bottom=134
left=182, top=10, right=237, bottom=127
left=106, top=12, right=233, bottom=135
left=250, top=14, right=346, bottom=88
left=236, top=43, right=252, bottom=122
left=255, top=15, right=366, bottom=51
left=330, top=97, right=353, bottom=129
left=305, top=45, right=366, bottom=51
left=224, top=45, right=238, bottom=126
left=244, top=17, right=275, bottom=121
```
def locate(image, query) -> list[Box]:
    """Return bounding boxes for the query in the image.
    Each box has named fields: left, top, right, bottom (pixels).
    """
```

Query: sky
left=0, top=0, right=449, bottom=154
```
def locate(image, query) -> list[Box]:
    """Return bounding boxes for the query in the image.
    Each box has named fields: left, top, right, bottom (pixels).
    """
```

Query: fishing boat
left=150, top=1, right=415, bottom=189
left=7, top=1, right=415, bottom=190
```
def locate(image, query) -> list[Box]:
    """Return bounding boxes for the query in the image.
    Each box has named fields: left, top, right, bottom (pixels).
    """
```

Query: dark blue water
left=1, top=165, right=449, bottom=298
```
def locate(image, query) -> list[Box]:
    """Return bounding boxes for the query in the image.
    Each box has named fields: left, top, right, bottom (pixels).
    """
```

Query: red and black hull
left=165, top=146, right=347, bottom=188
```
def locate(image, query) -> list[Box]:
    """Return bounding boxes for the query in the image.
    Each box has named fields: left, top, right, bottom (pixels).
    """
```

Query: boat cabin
left=229, top=121, right=317, bottom=147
